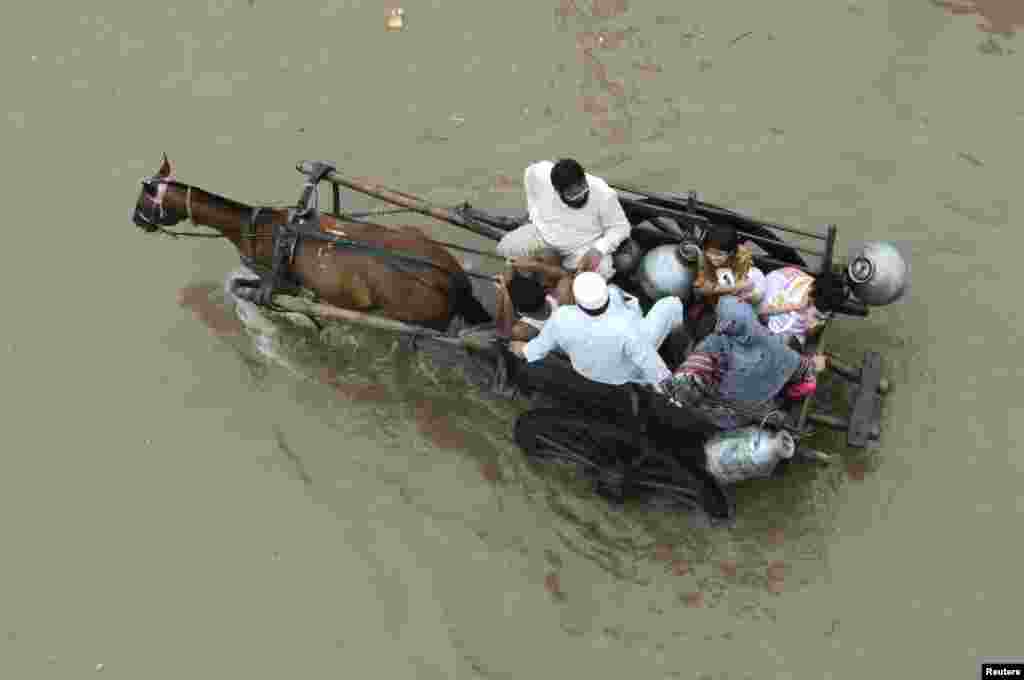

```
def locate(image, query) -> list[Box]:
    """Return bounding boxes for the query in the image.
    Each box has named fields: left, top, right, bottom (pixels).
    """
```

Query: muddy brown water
left=2, top=1, right=1021, bottom=678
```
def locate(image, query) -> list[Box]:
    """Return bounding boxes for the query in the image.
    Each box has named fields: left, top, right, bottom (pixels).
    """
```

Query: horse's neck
left=175, top=186, right=252, bottom=236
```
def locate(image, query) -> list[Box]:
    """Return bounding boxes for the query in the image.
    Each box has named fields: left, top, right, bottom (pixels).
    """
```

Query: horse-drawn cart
left=131, top=153, right=904, bottom=522
left=217, top=159, right=905, bottom=522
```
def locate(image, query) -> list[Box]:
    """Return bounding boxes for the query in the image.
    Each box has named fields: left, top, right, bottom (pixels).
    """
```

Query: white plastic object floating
left=386, top=8, right=404, bottom=31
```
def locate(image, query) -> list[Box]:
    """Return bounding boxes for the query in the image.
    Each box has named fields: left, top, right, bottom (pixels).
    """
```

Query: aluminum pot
left=845, top=241, right=909, bottom=306
left=635, top=243, right=700, bottom=301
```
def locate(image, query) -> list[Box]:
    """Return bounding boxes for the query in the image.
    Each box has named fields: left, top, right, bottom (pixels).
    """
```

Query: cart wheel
left=513, top=409, right=733, bottom=520
left=625, top=450, right=734, bottom=520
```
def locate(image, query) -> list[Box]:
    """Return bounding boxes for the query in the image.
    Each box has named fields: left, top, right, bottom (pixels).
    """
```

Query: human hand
left=578, top=248, right=602, bottom=273
left=735, top=279, right=756, bottom=301
left=509, top=340, right=527, bottom=358
left=812, top=354, right=828, bottom=372
left=507, top=256, right=533, bottom=270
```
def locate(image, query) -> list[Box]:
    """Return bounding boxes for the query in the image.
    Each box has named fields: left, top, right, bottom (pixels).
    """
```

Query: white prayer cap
left=573, top=271, right=609, bottom=311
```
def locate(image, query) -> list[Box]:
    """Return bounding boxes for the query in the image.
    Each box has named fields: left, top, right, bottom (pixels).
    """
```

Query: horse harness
left=139, top=168, right=482, bottom=322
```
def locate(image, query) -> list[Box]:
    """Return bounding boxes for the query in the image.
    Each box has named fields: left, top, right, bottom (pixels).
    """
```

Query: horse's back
left=320, top=216, right=462, bottom=271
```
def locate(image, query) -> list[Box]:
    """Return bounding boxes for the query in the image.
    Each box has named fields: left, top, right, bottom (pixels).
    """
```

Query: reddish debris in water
left=318, top=367, right=389, bottom=402
left=604, top=78, right=626, bottom=98
left=176, top=284, right=212, bottom=308
left=598, top=29, right=637, bottom=49
left=333, top=383, right=389, bottom=401
left=932, top=0, right=1024, bottom=36
left=719, top=559, right=738, bottom=578
left=682, top=591, right=704, bottom=608
left=578, top=29, right=636, bottom=50
left=544, top=572, right=562, bottom=596
left=634, top=59, right=663, bottom=77
left=603, top=121, right=628, bottom=144
left=580, top=48, right=609, bottom=82
left=591, top=0, right=629, bottom=19
left=670, top=559, right=690, bottom=576
left=579, top=49, right=627, bottom=98
left=580, top=94, right=609, bottom=114
left=766, top=561, right=787, bottom=581
left=846, top=460, right=867, bottom=481
left=767, top=577, right=785, bottom=594
left=480, top=461, right=500, bottom=483
left=577, top=31, right=602, bottom=50
left=414, top=401, right=468, bottom=451
left=493, top=174, right=518, bottom=191
left=653, top=543, right=674, bottom=561
left=766, top=527, right=785, bottom=545
left=177, top=284, right=244, bottom=337
left=556, top=0, right=579, bottom=19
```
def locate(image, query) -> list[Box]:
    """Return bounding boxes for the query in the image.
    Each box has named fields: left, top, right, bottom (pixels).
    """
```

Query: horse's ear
left=158, top=153, right=175, bottom=178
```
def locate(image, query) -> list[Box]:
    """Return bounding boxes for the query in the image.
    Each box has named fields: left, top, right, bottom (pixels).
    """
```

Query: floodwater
left=1, top=0, right=1021, bottom=677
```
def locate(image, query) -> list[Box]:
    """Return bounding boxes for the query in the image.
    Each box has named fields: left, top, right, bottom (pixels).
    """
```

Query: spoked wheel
left=514, top=409, right=734, bottom=520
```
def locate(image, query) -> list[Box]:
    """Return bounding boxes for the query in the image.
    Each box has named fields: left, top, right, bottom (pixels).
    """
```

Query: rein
left=143, top=178, right=503, bottom=282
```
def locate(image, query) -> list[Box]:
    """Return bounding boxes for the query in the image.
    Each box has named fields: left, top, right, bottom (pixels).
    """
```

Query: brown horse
left=130, top=154, right=491, bottom=331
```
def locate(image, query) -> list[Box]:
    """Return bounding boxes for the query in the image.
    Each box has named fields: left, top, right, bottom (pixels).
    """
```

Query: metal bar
left=261, top=292, right=496, bottom=352
left=298, top=222, right=500, bottom=282
left=826, top=355, right=890, bottom=394
left=738, top=233, right=824, bottom=257
left=297, top=161, right=508, bottom=242
left=610, top=182, right=829, bottom=240
left=820, top=224, right=837, bottom=277
left=806, top=412, right=849, bottom=431
left=618, top=197, right=825, bottom=257
left=324, top=210, right=506, bottom=262
left=753, top=255, right=813, bottom=274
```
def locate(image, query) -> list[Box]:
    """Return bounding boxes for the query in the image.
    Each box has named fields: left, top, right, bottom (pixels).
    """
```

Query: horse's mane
left=193, top=185, right=261, bottom=213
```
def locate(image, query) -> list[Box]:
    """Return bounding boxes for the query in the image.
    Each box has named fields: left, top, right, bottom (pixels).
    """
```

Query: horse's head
left=131, top=153, right=189, bottom=232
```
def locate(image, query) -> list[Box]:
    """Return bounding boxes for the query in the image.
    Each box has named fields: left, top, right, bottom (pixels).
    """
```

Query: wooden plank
left=296, top=161, right=509, bottom=241
left=827, top=355, right=890, bottom=393
left=848, top=351, right=883, bottom=447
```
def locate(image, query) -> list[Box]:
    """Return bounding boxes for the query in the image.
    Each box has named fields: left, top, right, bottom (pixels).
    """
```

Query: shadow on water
left=176, top=271, right=883, bottom=617
left=191, top=270, right=886, bottom=618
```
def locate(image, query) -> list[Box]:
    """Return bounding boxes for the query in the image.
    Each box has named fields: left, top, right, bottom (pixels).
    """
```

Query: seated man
left=496, top=158, right=632, bottom=280
left=494, top=271, right=563, bottom=341
left=660, top=296, right=828, bottom=429
left=508, top=272, right=684, bottom=392
left=505, top=254, right=576, bottom=304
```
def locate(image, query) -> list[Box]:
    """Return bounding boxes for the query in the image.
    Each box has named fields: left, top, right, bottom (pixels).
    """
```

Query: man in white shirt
left=496, top=159, right=632, bottom=280
left=509, top=272, right=684, bottom=392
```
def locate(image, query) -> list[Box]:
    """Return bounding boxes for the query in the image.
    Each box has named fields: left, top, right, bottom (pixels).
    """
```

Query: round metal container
left=845, top=241, right=909, bottom=306
left=635, top=243, right=698, bottom=301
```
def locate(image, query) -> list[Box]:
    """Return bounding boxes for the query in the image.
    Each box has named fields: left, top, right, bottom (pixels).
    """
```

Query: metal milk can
left=844, top=241, right=909, bottom=306
left=635, top=243, right=701, bottom=301
left=704, top=426, right=796, bottom=485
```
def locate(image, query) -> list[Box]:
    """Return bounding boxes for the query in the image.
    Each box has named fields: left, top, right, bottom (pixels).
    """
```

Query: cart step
left=848, top=351, right=883, bottom=447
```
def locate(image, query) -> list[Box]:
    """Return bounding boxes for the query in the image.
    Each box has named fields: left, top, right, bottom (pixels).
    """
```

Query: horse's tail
left=450, top=271, right=493, bottom=326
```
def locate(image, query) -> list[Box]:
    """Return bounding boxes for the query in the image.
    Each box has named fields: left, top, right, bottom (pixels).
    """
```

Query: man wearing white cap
left=495, top=158, right=631, bottom=280
left=508, top=272, right=684, bottom=391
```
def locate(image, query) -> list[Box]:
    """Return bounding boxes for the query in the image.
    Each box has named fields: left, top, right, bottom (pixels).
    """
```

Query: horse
left=130, top=154, right=492, bottom=331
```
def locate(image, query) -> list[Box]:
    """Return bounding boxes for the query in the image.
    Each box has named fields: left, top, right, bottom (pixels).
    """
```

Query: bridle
left=135, top=175, right=225, bottom=239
